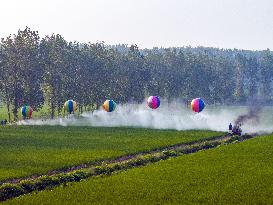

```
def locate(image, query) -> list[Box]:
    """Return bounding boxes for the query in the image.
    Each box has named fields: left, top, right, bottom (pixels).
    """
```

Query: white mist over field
left=18, top=101, right=273, bottom=134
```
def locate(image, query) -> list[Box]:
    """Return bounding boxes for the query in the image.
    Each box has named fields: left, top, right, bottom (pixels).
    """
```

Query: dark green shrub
left=71, top=170, right=90, bottom=181
left=142, top=154, right=153, bottom=162
left=128, top=158, right=145, bottom=166
left=138, top=155, right=151, bottom=163
left=58, top=173, right=75, bottom=183
left=19, top=180, right=36, bottom=193
left=202, top=142, right=218, bottom=149
left=150, top=154, right=161, bottom=162
left=0, top=183, right=24, bottom=201
left=35, top=175, right=60, bottom=190
left=181, top=148, right=191, bottom=154
left=118, top=162, right=130, bottom=170
left=162, top=150, right=177, bottom=157
left=94, top=165, right=115, bottom=175
left=110, top=163, right=122, bottom=171
left=188, top=145, right=199, bottom=153
left=94, top=166, right=107, bottom=175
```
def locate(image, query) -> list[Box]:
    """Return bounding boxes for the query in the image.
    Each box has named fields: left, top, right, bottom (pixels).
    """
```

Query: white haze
left=17, top=101, right=273, bottom=134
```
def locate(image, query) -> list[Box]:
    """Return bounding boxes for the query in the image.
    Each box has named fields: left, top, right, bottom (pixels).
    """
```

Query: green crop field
left=5, top=133, right=273, bottom=205
left=0, top=126, right=221, bottom=181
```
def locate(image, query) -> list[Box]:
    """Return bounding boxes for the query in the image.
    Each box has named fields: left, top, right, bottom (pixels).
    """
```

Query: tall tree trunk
left=13, top=98, right=18, bottom=121
left=79, top=104, right=82, bottom=114
left=5, top=95, right=11, bottom=123
left=50, top=99, right=55, bottom=119
left=57, top=102, right=62, bottom=117
left=13, top=82, right=19, bottom=121
left=4, top=82, right=11, bottom=122
left=50, top=89, right=55, bottom=119
left=50, top=99, right=54, bottom=119
left=6, top=103, right=11, bottom=123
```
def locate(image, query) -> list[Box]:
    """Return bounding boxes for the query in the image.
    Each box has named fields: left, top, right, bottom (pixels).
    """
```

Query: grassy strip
left=0, top=134, right=252, bottom=202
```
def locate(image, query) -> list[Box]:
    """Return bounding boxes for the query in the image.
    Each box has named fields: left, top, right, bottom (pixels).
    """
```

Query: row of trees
left=0, top=27, right=273, bottom=121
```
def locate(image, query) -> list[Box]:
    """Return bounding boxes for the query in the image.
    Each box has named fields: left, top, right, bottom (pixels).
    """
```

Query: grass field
left=0, top=104, right=58, bottom=121
left=4, top=133, right=273, bottom=205
left=0, top=126, right=222, bottom=181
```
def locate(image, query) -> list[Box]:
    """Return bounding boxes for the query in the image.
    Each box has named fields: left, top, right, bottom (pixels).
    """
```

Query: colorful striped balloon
left=21, top=106, right=33, bottom=119
left=64, top=100, right=77, bottom=114
left=103, top=100, right=117, bottom=112
left=147, top=96, right=160, bottom=109
left=191, top=98, right=205, bottom=113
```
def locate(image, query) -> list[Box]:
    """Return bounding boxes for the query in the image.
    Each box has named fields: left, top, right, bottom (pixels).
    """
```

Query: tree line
left=0, top=27, right=272, bottom=121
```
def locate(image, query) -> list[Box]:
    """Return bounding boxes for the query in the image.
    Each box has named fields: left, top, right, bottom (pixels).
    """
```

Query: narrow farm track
left=0, top=133, right=255, bottom=202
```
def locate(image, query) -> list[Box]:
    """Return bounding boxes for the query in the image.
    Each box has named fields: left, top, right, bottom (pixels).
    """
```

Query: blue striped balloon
left=64, top=100, right=77, bottom=114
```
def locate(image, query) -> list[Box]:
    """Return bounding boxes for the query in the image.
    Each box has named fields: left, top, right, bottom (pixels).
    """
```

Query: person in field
left=1, top=119, right=7, bottom=127
left=229, top=123, right=232, bottom=133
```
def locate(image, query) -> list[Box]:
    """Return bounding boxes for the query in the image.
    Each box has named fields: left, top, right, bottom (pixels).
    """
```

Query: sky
left=0, top=0, right=272, bottom=50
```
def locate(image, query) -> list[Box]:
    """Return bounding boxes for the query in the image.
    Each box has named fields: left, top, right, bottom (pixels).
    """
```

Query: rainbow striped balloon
left=103, top=100, right=117, bottom=112
left=191, top=98, right=205, bottom=113
left=64, top=100, right=77, bottom=114
left=21, top=106, right=33, bottom=119
left=147, top=96, right=160, bottom=109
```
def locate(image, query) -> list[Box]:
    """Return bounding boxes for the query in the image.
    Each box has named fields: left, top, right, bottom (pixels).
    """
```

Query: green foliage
left=58, top=173, right=75, bottom=184
left=162, top=150, right=178, bottom=157
left=0, top=27, right=44, bottom=121
left=70, top=170, right=91, bottom=181
left=1, top=28, right=273, bottom=121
